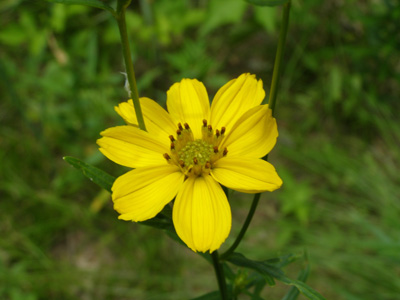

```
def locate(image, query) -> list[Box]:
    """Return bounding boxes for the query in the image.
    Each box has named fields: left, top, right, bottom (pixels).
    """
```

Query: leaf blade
left=63, top=156, right=115, bottom=192
left=46, top=0, right=116, bottom=15
left=227, top=253, right=326, bottom=300
left=246, top=0, right=289, bottom=7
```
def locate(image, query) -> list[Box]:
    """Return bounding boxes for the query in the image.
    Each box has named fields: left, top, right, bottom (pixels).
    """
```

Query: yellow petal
left=220, top=105, right=278, bottom=158
left=210, top=73, right=265, bottom=131
left=97, top=126, right=168, bottom=168
left=173, top=175, right=231, bottom=253
left=115, top=97, right=176, bottom=148
left=211, top=157, right=282, bottom=193
left=113, top=164, right=184, bottom=221
left=166, top=79, right=210, bottom=139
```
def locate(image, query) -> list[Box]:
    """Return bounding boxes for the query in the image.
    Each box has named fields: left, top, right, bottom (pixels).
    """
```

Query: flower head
left=97, top=73, right=282, bottom=253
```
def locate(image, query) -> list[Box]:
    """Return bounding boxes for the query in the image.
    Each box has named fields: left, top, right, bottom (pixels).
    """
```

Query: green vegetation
left=1, top=0, right=399, bottom=299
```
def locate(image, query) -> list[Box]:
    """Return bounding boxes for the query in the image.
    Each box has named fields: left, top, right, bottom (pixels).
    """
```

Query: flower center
left=163, top=120, right=228, bottom=177
left=179, top=140, right=213, bottom=167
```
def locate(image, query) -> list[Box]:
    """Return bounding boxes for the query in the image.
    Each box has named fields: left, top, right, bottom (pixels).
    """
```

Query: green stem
left=220, top=193, right=260, bottom=260
left=268, top=0, right=291, bottom=116
left=221, top=1, right=291, bottom=260
left=116, top=0, right=146, bottom=131
left=211, top=251, right=228, bottom=300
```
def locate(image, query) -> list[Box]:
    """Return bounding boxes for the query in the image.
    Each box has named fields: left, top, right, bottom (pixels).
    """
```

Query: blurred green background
left=1, top=0, right=399, bottom=299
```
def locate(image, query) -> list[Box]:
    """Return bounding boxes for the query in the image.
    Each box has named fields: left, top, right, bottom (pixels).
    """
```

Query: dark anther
left=203, top=119, right=207, bottom=127
left=207, top=125, right=212, bottom=132
left=223, top=148, right=228, bottom=156
left=193, top=157, right=198, bottom=165
left=170, top=142, right=175, bottom=150
left=216, top=129, right=220, bottom=137
left=178, top=123, right=183, bottom=130
left=176, top=129, right=182, bottom=136
left=179, top=160, right=185, bottom=167
left=213, top=146, right=219, bottom=153
left=221, top=127, right=226, bottom=135
left=163, top=153, right=171, bottom=160
left=184, top=123, right=190, bottom=130
left=169, top=135, right=175, bottom=142
left=205, top=161, right=211, bottom=169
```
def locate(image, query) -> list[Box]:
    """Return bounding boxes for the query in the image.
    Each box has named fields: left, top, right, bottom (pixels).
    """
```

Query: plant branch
left=116, top=0, right=146, bottom=131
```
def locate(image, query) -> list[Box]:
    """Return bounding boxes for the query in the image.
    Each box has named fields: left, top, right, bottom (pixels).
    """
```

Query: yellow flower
left=97, top=73, right=282, bottom=253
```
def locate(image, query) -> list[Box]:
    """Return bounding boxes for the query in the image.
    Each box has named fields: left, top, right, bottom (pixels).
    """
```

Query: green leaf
left=282, top=264, right=310, bottom=300
left=227, top=253, right=326, bottom=300
left=64, top=156, right=177, bottom=232
left=191, top=285, right=233, bottom=300
left=63, top=156, right=115, bottom=192
left=191, top=290, right=221, bottom=300
left=46, top=0, right=116, bottom=16
left=246, top=0, right=289, bottom=7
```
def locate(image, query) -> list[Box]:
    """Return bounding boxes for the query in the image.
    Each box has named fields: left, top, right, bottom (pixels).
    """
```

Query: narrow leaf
left=228, top=253, right=325, bottom=300
left=282, top=264, right=310, bottom=300
left=46, top=0, right=116, bottom=16
left=191, top=285, right=233, bottom=300
left=246, top=0, right=289, bottom=7
left=191, top=290, right=221, bottom=300
left=64, top=156, right=115, bottom=192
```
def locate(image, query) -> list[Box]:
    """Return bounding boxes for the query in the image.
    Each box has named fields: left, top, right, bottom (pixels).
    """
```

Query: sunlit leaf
left=64, top=156, right=115, bottom=192
left=46, top=0, right=116, bottom=16
left=246, top=0, right=289, bottom=7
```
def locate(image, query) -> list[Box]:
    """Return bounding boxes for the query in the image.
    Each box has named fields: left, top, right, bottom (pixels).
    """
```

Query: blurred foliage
left=0, top=0, right=399, bottom=299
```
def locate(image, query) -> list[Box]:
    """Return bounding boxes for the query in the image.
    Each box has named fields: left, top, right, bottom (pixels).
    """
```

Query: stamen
left=216, top=129, right=220, bottom=138
left=213, top=146, right=219, bottom=153
left=178, top=123, right=183, bottom=131
left=221, top=127, right=226, bottom=135
left=179, top=160, right=185, bottom=168
left=163, top=153, right=171, bottom=160
left=169, top=135, right=175, bottom=142
left=203, top=119, right=207, bottom=127
left=177, top=129, right=182, bottom=136
left=223, top=148, right=228, bottom=156
left=207, top=125, right=212, bottom=132
left=205, top=161, right=211, bottom=169
left=171, top=142, right=175, bottom=150
left=184, top=123, right=190, bottom=130
left=193, top=157, right=198, bottom=165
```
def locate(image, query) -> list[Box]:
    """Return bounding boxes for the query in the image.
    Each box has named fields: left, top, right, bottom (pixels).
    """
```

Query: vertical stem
left=211, top=251, right=228, bottom=300
left=220, top=193, right=260, bottom=260
left=116, top=0, right=147, bottom=131
left=221, top=1, right=291, bottom=260
left=268, top=0, right=291, bottom=116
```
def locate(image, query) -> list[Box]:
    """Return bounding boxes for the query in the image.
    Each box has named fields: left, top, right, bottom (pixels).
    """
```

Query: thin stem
left=221, top=2, right=291, bottom=260
left=116, top=0, right=147, bottom=131
left=268, top=0, right=291, bottom=116
left=211, top=251, right=228, bottom=300
left=220, top=193, right=260, bottom=260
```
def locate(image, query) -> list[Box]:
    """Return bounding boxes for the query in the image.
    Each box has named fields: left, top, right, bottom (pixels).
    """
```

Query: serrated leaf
left=246, top=0, right=289, bottom=7
left=46, top=0, right=116, bottom=16
left=64, top=156, right=115, bottom=192
left=228, top=253, right=326, bottom=300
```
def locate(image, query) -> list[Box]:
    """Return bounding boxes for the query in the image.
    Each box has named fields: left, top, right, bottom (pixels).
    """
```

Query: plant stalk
left=211, top=251, right=228, bottom=300
left=268, top=0, right=291, bottom=116
left=116, top=0, right=146, bottom=131
left=221, top=1, right=291, bottom=260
